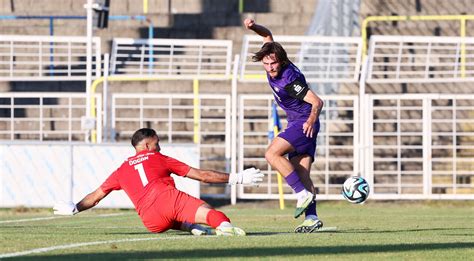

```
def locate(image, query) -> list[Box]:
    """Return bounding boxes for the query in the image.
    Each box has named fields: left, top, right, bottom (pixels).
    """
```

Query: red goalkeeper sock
left=206, top=209, right=230, bottom=228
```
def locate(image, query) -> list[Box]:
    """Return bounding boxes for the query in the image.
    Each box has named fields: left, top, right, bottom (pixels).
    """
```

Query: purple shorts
left=278, top=119, right=320, bottom=162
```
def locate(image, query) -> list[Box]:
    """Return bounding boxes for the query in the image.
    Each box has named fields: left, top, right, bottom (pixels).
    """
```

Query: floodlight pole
left=85, top=0, right=93, bottom=142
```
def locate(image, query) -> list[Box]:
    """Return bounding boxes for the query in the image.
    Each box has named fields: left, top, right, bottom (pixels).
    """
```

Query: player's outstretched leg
left=294, top=217, right=323, bottom=233
left=294, top=191, right=314, bottom=218
left=295, top=200, right=323, bottom=233
left=283, top=171, right=315, bottom=218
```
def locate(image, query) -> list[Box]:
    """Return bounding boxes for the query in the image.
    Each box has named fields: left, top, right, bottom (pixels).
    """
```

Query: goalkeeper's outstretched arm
left=185, top=167, right=264, bottom=185
left=53, top=188, right=109, bottom=216
left=76, top=188, right=109, bottom=212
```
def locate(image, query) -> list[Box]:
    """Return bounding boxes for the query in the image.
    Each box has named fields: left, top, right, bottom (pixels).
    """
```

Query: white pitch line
left=0, top=213, right=128, bottom=224
left=0, top=226, right=337, bottom=258
left=318, top=226, right=337, bottom=232
left=0, top=216, right=62, bottom=224
left=0, top=236, right=189, bottom=258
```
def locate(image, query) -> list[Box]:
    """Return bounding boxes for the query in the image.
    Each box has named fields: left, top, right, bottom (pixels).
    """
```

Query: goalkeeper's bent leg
left=206, top=209, right=230, bottom=228
left=206, top=209, right=246, bottom=236
left=176, top=222, right=213, bottom=236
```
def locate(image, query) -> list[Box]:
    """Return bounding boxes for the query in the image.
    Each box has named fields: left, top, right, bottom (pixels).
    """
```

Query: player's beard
left=268, top=70, right=279, bottom=78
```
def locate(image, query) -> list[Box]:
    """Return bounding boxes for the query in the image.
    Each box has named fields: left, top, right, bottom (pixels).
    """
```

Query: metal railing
left=0, top=35, right=101, bottom=81
left=111, top=93, right=231, bottom=167
left=1, top=34, right=473, bottom=200
left=365, top=94, right=474, bottom=199
left=240, top=35, right=362, bottom=83
left=365, top=35, right=474, bottom=83
left=361, top=15, right=474, bottom=57
left=0, top=92, right=102, bottom=142
left=110, top=38, right=233, bottom=79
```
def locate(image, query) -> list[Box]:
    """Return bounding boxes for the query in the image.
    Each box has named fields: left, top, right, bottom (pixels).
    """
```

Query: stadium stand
left=0, top=0, right=472, bottom=200
left=0, top=0, right=319, bottom=197
left=358, top=1, right=474, bottom=195
left=360, top=0, right=474, bottom=94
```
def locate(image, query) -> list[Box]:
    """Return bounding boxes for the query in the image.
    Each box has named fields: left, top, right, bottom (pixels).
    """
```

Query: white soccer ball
left=342, top=176, right=370, bottom=204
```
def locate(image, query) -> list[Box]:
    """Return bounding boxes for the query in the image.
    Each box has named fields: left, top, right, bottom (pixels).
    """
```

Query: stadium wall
left=0, top=142, right=199, bottom=208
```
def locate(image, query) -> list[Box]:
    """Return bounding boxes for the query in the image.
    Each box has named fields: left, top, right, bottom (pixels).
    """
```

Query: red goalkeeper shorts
left=140, top=187, right=205, bottom=233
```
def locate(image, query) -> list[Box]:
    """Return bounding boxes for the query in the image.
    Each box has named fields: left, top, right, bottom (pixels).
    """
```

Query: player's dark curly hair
left=131, top=128, right=157, bottom=147
left=252, top=42, right=290, bottom=67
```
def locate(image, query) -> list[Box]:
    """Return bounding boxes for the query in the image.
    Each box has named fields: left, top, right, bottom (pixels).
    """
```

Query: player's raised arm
left=185, top=167, right=264, bottom=186
left=244, top=18, right=273, bottom=43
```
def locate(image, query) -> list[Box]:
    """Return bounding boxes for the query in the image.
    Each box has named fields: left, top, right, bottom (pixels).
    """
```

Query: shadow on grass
left=66, top=227, right=474, bottom=236
left=17, top=242, right=474, bottom=260
left=246, top=231, right=291, bottom=236
left=104, top=231, right=290, bottom=236
left=336, top=227, right=473, bottom=234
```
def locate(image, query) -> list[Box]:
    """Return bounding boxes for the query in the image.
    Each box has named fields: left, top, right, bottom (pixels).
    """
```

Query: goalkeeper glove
left=228, top=167, right=264, bottom=185
left=53, top=201, right=79, bottom=216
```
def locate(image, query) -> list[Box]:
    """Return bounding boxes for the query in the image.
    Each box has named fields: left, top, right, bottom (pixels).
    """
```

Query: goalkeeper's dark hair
left=131, top=128, right=157, bottom=147
left=252, top=42, right=290, bottom=67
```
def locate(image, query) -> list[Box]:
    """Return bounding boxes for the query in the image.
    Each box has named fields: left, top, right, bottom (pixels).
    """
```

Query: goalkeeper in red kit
left=53, top=128, right=264, bottom=236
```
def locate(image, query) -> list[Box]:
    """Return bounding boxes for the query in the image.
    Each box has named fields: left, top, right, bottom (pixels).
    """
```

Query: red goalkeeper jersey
left=100, top=150, right=191, bottom=214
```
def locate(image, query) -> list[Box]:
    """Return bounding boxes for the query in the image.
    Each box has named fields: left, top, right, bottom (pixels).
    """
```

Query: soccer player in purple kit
left=244, top=18, right=324, bottom=233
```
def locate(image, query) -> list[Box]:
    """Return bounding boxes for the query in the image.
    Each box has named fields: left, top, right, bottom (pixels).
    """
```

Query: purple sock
left=284, top=171, right=305, bottom=193
left=305, top=200, right=317, bottom=217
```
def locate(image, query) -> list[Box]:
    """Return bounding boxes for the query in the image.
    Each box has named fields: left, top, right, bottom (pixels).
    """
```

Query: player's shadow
left=246, top=231, right=291, bottom=236
left=106, top=231, right=291, bottom=236
left=19, top=242, right=474, bottom=260
left=248, top=229, right=338, bottom=236
left=336, top=227, right=470, bottom=234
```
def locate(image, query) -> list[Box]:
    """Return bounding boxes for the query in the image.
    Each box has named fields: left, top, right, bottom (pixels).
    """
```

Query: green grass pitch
left=1, top=200, right=473, bottom=260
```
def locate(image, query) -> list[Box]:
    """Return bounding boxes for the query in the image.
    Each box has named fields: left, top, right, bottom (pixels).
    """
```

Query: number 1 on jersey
left=134, top=163, right=149, bottom=186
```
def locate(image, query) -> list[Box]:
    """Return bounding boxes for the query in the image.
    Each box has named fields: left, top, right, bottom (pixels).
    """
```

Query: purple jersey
left=267, top=63, right=312, bottom=121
